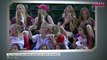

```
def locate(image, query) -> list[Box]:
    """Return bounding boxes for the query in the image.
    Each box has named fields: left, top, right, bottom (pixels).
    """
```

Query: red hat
left=37, top=4, right=48, bottom=11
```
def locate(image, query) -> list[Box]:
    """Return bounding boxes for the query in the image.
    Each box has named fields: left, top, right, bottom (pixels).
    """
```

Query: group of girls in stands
left=9, top=4, right=95, bottom=50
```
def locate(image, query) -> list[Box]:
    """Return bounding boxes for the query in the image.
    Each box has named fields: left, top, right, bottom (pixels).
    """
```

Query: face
left=67, top=8, right=73, bottom=13
left=40, top=46, right=47, bottom=50
left=17, top=6, right=24, bottom=16
left=41, top=26, right=48, bottom=34
left=82, top=11, right=88, bottom=19
left=11, top=44, right=19, bottom=51
left=78, top=27, right=84, bottom=35
left=53, top=26, right=59, bottom=34
left=38, top=8, right=44, bottom=14
left=10, top=26, right=17, bottom=36
left=49, top=29, right=54, bottom=34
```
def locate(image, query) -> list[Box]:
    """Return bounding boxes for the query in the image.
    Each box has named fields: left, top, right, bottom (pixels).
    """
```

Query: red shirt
left=23, top=32, right=30, bottom=50
left=10, top=16, right=33, bottom=27
left=56, top=34, right=64, bottom=43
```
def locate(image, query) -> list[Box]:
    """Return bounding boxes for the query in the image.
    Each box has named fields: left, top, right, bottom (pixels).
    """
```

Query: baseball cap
left=37, top=4, right=48, bottom=11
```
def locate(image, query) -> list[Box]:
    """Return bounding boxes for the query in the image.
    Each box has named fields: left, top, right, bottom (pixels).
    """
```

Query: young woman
left=29, top=22, right=52, bottom=50
left=30, top=4, right=54, bottom=35
left=57, top=5, right=78, bottom=44
left=58, top=5, right=78, bottom=33
left=9, top=24, right=24, bottom=50
left=10, top=4, right=33, bottom=31
left=73, top=24, right=88, bottom=49
left=79, top=7, right=95, bottom=29
left=78, top=7, right=95, bottom=49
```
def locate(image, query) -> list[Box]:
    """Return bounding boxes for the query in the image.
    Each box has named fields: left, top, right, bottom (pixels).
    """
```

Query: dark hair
left=79, top=7, right=90, bottom=22
left=37, top=14, right=42, bottom=30
left=56, top=43, right=66, bottom=49
left=11, top=43, right=20, bottom=50
left=78, top=23, right=89, bottom=36
left=38, top=44, right=48, bottom=50
left=37, top=14, right=49, bottom=30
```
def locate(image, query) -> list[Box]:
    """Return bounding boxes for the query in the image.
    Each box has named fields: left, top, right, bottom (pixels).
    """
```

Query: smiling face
left=40, top=22, right=49, bottom=34
left=41, top=26, right=48, bottom=34
left=10, top=26, right=17, bottom=36
left=10, top=24, right=21, bottom=37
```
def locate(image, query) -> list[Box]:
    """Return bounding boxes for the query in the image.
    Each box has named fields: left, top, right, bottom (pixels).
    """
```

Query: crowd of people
left=9, top=4, right=95, bottom=51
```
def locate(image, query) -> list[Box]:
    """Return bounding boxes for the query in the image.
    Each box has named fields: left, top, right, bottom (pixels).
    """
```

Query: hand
left=47, top=34, right=55, bottom=40
left=20, top=13, right=24, bottom=24
left=64, top=18, right=69, bottom=24
left=29, top=26, right=33, bottom=31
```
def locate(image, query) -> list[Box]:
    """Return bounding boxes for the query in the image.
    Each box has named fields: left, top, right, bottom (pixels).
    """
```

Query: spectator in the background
left=30, top=4, right=54, bottom=35
left=9, top=24, right=24, bottom=50
left=10, top=4, right=33, bottom=31
left=78, top=7, right=95, bottom=49
left=57, top=5, right=78, bottom=44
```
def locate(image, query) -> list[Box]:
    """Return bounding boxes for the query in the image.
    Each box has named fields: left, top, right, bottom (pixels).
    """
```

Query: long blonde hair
left=63, top=5, right=76, bottom=18
left=63, top=5, right=78, bottom=30
left=16, top=4, right=28, bottom=26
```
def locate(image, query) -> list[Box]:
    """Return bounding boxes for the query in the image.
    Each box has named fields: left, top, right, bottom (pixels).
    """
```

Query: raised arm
left=47, top=15, right=54, bottom=24
left=31, top=17, right=38, bottom=30
left=60, top=26, right=68, bottom=39
left=86, top=24, right=94, bottom=49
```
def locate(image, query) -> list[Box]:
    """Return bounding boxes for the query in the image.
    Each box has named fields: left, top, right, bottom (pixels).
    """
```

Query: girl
left=49, top=25, right=69, bottom=49
left=57, top=5, right=78, bottom=44
left=58, top=5, right=78, bottom=33
left=29, top=22, right=51, bottom=50
left=78, top=7, right=95, bottom=49
left=11, top=43, right=20, bottom=51
left=10, top=4, right=33, bottom=30
left=79, top=7, right=95, bottom=29
left=73, top=24, right=91, bottom=49
left=30, top=4, right=54, bottom=35
left=9, top=24, right=24, bottom=50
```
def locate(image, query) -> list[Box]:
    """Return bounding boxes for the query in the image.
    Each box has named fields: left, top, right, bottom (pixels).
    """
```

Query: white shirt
left=9, top=36, right=24, bottom=49
left=76, top=36, right=88, bottom=49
